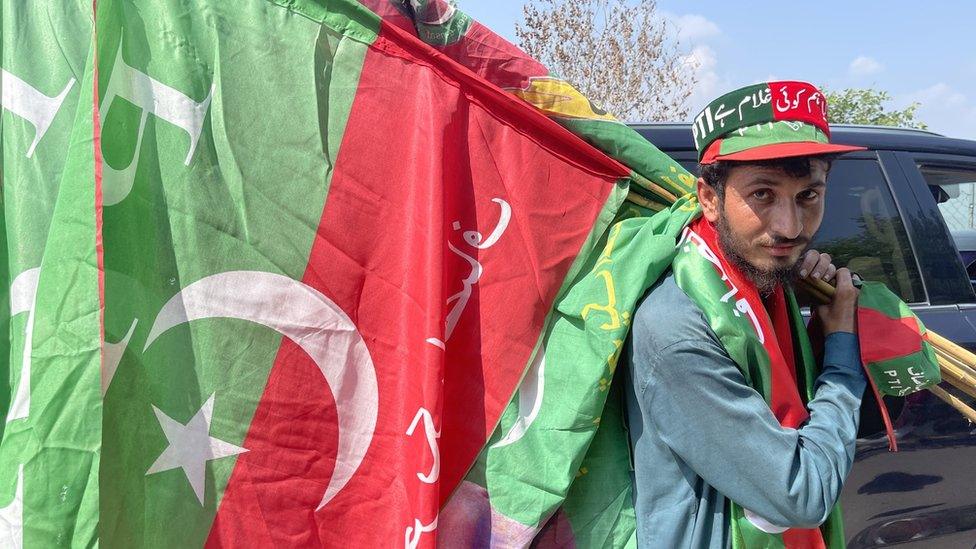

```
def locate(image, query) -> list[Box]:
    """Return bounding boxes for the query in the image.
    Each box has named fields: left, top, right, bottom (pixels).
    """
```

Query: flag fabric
left=366, top=1, right=702, bottom=545
left=98, top=0, right=626, bottom=546
left=437, top=200, right=697, bottom=547
left=856, top=281, right=940, bottom=396
left=0, top=1, right=103, bottom=546
left=853, top=280, right=941, bottom=452
left=358, top=0, right=698, bottom=210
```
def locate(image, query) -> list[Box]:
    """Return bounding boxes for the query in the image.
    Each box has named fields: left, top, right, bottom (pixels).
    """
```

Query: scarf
left=671, top=216, right=844, bottom=549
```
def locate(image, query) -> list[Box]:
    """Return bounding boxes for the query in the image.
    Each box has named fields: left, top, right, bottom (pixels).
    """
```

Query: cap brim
left=701, top=141, right=866, bottom=164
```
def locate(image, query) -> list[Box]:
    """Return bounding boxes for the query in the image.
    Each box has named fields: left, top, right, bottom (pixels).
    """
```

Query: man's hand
left=799, top=250, right=836, bottom=281
left=815, top=268, right=859, bottom=335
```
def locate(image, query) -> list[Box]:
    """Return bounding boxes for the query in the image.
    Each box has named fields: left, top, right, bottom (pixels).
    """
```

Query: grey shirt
left=624, top=273, right=866, bottom=548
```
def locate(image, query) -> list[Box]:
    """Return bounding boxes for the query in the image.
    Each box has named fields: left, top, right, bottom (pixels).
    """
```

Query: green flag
left=0, top=1, right=102, bottom=546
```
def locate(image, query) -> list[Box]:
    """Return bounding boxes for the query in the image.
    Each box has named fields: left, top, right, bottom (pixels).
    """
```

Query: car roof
left=628, top=123, right=976, bottom=157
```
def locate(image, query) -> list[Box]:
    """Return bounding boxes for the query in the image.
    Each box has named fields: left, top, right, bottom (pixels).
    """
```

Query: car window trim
left=871, top=151, right=932, bottom=305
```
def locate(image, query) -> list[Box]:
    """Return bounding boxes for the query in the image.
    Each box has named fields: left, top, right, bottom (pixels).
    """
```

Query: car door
left=824, top=151, right=976, bottom=548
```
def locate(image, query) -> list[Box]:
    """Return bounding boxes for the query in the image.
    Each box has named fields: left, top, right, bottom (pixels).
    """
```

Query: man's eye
left=799, top=190, right=820, bottom=201
left=752, top=189, right=771, bottom=200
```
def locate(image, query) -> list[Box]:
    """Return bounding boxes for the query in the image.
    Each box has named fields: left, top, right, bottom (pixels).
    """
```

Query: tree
left=515, top=0, right=697, bottom=122
left=823, top=88, right=927, bottom=129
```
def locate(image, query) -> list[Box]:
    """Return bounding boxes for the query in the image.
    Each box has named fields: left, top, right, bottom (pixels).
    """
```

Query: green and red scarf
left=672, top=216, right=843, bottom=549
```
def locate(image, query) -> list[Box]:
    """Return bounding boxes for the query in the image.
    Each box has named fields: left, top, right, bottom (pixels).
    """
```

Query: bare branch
left=516, top=0, right=698, bottom=122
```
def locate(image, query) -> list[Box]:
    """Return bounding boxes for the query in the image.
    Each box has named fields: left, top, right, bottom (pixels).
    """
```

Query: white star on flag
left=146, top=393, right=247, bottom=505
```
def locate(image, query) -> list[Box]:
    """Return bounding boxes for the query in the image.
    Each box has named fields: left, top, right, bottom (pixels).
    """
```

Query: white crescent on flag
left=143, top=270, right=378, bottom=511
left=491, top=350, right=546, bottom=449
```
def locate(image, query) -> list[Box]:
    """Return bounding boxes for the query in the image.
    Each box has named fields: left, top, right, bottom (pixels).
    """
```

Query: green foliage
left=823, top=88, right=927, bottom=129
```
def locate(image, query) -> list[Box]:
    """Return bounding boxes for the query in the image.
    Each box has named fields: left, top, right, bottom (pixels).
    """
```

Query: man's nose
left=769, top=202, right=803, bottom=240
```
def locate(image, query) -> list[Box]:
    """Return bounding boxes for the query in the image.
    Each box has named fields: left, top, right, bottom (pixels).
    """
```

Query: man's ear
left=697, top=177, right=720, bottom=223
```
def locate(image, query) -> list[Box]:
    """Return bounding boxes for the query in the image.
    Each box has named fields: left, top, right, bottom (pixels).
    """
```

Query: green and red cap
left=694, top=81, right=866, bottom=164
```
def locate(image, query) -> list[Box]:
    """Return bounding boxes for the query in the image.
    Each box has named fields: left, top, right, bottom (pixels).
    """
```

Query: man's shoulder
left=631, top=271, right=716, bottom=354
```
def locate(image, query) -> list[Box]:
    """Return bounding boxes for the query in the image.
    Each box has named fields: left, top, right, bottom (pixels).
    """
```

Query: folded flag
left=857, top=281, right=941, bottom=396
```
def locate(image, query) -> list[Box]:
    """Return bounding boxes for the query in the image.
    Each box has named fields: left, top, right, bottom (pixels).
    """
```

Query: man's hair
left=699, top=155, right=837, bottom=199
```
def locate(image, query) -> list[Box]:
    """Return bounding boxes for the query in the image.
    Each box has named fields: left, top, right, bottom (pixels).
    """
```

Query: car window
left=813, top=159, right=925, bottom=303
left=917, top=163, right=976, bottom=291
left=920, top=164, right=976, bottom=231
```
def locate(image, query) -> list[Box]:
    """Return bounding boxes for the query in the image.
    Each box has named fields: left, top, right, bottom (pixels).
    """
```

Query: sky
left=463, top=1, right=976, bottom=140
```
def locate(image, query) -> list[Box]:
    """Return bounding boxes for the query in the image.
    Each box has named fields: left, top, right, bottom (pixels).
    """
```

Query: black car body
left=631, top=123, right=976, bottom=548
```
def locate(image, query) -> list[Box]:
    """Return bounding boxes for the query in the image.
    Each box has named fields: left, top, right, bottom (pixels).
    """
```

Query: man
left=624, top=82, right=868, bottom=548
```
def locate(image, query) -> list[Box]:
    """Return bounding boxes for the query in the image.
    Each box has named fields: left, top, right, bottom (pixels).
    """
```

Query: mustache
left=758, top=236, right=810, bottom=247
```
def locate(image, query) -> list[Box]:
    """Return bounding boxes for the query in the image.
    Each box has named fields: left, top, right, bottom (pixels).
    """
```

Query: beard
left=714, top=209, right=806, bottom=298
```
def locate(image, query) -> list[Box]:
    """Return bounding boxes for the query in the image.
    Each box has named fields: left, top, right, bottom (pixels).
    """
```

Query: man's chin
left=712, top=217, right=805, bottom=294
left=750, top=254, right=799, bottom=272
left=769, top=255, right=802, bottom=270
left=760, top=246, right=804, bottom=264
left=736, top=252, right=803, bottom=295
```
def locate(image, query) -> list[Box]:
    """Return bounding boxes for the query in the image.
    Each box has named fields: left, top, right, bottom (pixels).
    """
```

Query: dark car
left=631, top=123, right=976, bottom=548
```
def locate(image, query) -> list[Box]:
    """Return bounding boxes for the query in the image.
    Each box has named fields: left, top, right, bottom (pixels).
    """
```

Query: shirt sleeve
left=636, top=329, right=866, bottom=528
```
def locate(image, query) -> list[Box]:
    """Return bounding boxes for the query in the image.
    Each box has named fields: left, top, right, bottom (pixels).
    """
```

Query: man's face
left=697, top=159, right=828, bottom=294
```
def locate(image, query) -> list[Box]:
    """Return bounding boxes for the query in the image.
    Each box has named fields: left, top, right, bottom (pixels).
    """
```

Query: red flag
left=206, top=20, right=627, bottom=547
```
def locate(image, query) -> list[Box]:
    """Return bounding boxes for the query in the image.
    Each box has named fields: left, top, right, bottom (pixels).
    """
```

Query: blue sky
left=463, top=1, right=976, bottom=140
